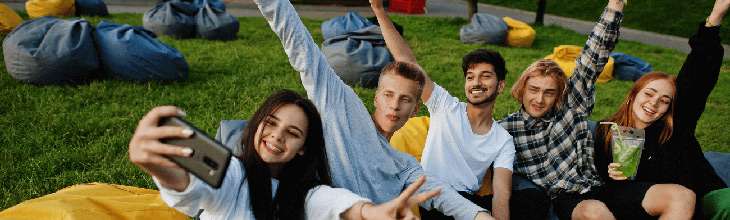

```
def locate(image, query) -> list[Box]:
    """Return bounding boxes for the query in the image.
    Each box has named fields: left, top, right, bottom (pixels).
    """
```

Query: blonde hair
left=510, top=59, right=568, bottom=107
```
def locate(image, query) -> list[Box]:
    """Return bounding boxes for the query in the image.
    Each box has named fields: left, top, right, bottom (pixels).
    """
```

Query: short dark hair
left=379, top=61, right=426, bottom=97
left=462, top=49, right=507, bottom=81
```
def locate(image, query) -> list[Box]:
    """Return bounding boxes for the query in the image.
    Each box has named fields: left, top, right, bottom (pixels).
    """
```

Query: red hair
left=600, top=72, right=676, bottom=153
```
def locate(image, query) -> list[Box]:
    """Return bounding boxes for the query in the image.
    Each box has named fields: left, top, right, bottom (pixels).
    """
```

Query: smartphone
left=159, top=116, right=231, bottom=189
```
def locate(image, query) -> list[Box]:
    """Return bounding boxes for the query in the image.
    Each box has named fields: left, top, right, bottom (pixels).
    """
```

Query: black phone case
left=159, top=117, right=231, bottom=189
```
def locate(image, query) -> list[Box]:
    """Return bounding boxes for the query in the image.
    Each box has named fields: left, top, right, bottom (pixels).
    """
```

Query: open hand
left=361, top=176, right=441, bottom=220
left=608, top=163, right=628, bottom=181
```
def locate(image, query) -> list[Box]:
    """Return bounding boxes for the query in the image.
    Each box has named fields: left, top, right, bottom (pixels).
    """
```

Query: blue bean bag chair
left=193, top=0, right=225, bottom=12
left=75, top=0, right=109, bottom=16
left=195, top=0, right=238, bottom=41
left=143, top=0, right=198, bottom=39
left=2, top=17, right=99, bottom=85
left=322, top=25, right=393, bottom=88
left=610, top=52, right=652, bottom=81
left=704, top=151, right=730, bottom=186
left=460, top=13, right=508, bottom=45
left=321, top=11, right=373, bottom=40
left=94, top=21, right=189, bottom=82
left=215, top=120, right=248, bottom=157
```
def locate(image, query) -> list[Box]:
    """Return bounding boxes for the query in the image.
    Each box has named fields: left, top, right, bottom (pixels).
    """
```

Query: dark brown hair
left=462, top=49, right=507, bottom=81
left=240, top=89, right=330, bottom=220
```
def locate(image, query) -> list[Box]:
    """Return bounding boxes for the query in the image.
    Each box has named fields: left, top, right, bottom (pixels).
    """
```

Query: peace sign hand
left=361, top=176, right=441, bottom=220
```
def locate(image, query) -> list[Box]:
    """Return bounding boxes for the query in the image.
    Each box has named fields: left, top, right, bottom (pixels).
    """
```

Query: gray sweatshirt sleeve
left=254, top=0, right=353, bottom=108
left=398, top=153, right=486, bottom=220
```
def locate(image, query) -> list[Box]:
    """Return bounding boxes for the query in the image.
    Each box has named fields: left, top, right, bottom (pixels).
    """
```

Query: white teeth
left=642, top=106, right=656, bottom=114
left=266, top=141, right=283, bottom=153
left=471, top=90, right=484, bottom=94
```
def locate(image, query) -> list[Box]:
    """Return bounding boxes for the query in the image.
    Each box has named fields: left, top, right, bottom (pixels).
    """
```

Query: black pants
left=420, top=189, right=549, bottom=220
left=552, top=182, right=654, bottom=220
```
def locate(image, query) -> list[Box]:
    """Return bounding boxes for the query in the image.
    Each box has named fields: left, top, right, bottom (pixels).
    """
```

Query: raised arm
left=565, top=0, right=624, bottom=114
left=370, top=0, right=435, bottom=103
left=674, top=0, right=727, bottom=131
left=254, top=0, right=349, bottom=108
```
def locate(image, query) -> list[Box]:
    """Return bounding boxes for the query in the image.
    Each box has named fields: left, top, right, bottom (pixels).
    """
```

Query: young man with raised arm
left=498, top=0, right=626, bottom=219
left=253, top=0, right=492, bottom=219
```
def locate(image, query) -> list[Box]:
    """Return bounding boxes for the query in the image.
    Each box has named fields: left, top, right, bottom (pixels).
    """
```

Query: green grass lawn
left=481, top=0, right=730, bottom=45
left=1, top=13, right=729, bottom=210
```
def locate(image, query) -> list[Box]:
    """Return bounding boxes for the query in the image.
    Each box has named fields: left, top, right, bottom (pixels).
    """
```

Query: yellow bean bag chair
left=390, top=116, right=430, bottom=161
left=0, top=183, right=187, bottom=220
left=544, top=45, right=615, bottom=83
left=0, top=3, right=22, bottom=33
left=26, top=0, right=75, bottom=18
left=390, top=116, right=494, bottom=197
left=503, top=16, right=536, bottom=48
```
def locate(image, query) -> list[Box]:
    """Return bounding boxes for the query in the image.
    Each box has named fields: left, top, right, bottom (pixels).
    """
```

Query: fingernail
left=177, top=109, right=187, bottom=117
left=182, top=128, right=193, bottom=137
left=182, top=147, right=193, bottom=156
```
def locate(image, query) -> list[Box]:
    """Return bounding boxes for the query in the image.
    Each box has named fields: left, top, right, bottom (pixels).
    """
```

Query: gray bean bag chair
left=321, top=11, right=373, bottom=40
left=460, top=13, right=508, bottom=45
left=322, top=25, right=393, bottom=88
left=2, top=17, right=100, bottom=85
left=194, top=0, right=225, bottom=12
left=195, top=0, right=239, bottom=41
left=75, top=0, right=109, bottom=16
left=143, top=0, right=198, bottom=39
left=94, top=21, right=189, bottom=81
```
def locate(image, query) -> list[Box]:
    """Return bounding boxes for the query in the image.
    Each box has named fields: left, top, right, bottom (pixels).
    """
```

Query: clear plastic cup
left=601, top=122, right=645, bottom=179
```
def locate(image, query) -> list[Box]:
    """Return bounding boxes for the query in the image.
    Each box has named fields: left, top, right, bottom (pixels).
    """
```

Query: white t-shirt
left=155, top=157, right=369, bottom=220
left=421, top=84, right=516, bottom=193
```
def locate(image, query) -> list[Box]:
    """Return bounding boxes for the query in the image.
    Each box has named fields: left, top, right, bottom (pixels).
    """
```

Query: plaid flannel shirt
left=499, top=7, right=623, bottom=199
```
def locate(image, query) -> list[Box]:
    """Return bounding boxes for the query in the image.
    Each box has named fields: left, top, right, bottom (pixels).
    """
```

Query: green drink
left=603, top=123, right=645, bottom=180
left=611, top=136, right=643, bottom=178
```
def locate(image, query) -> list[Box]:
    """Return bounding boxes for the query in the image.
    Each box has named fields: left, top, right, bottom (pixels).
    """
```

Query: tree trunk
left=535, top=0, right=546, bottom=26
left=467, top=0, right=478, bottom=20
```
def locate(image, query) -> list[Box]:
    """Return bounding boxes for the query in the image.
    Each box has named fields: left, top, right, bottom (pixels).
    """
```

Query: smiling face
left=464, top=63, right=504, bottom=106
left=631, top=79, right=674, bottom=128
left=522, top=75, right=560, bottom=118
left=253, top=104, right=309, bottom=166
left=373, top=73, right=420, bottom=136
